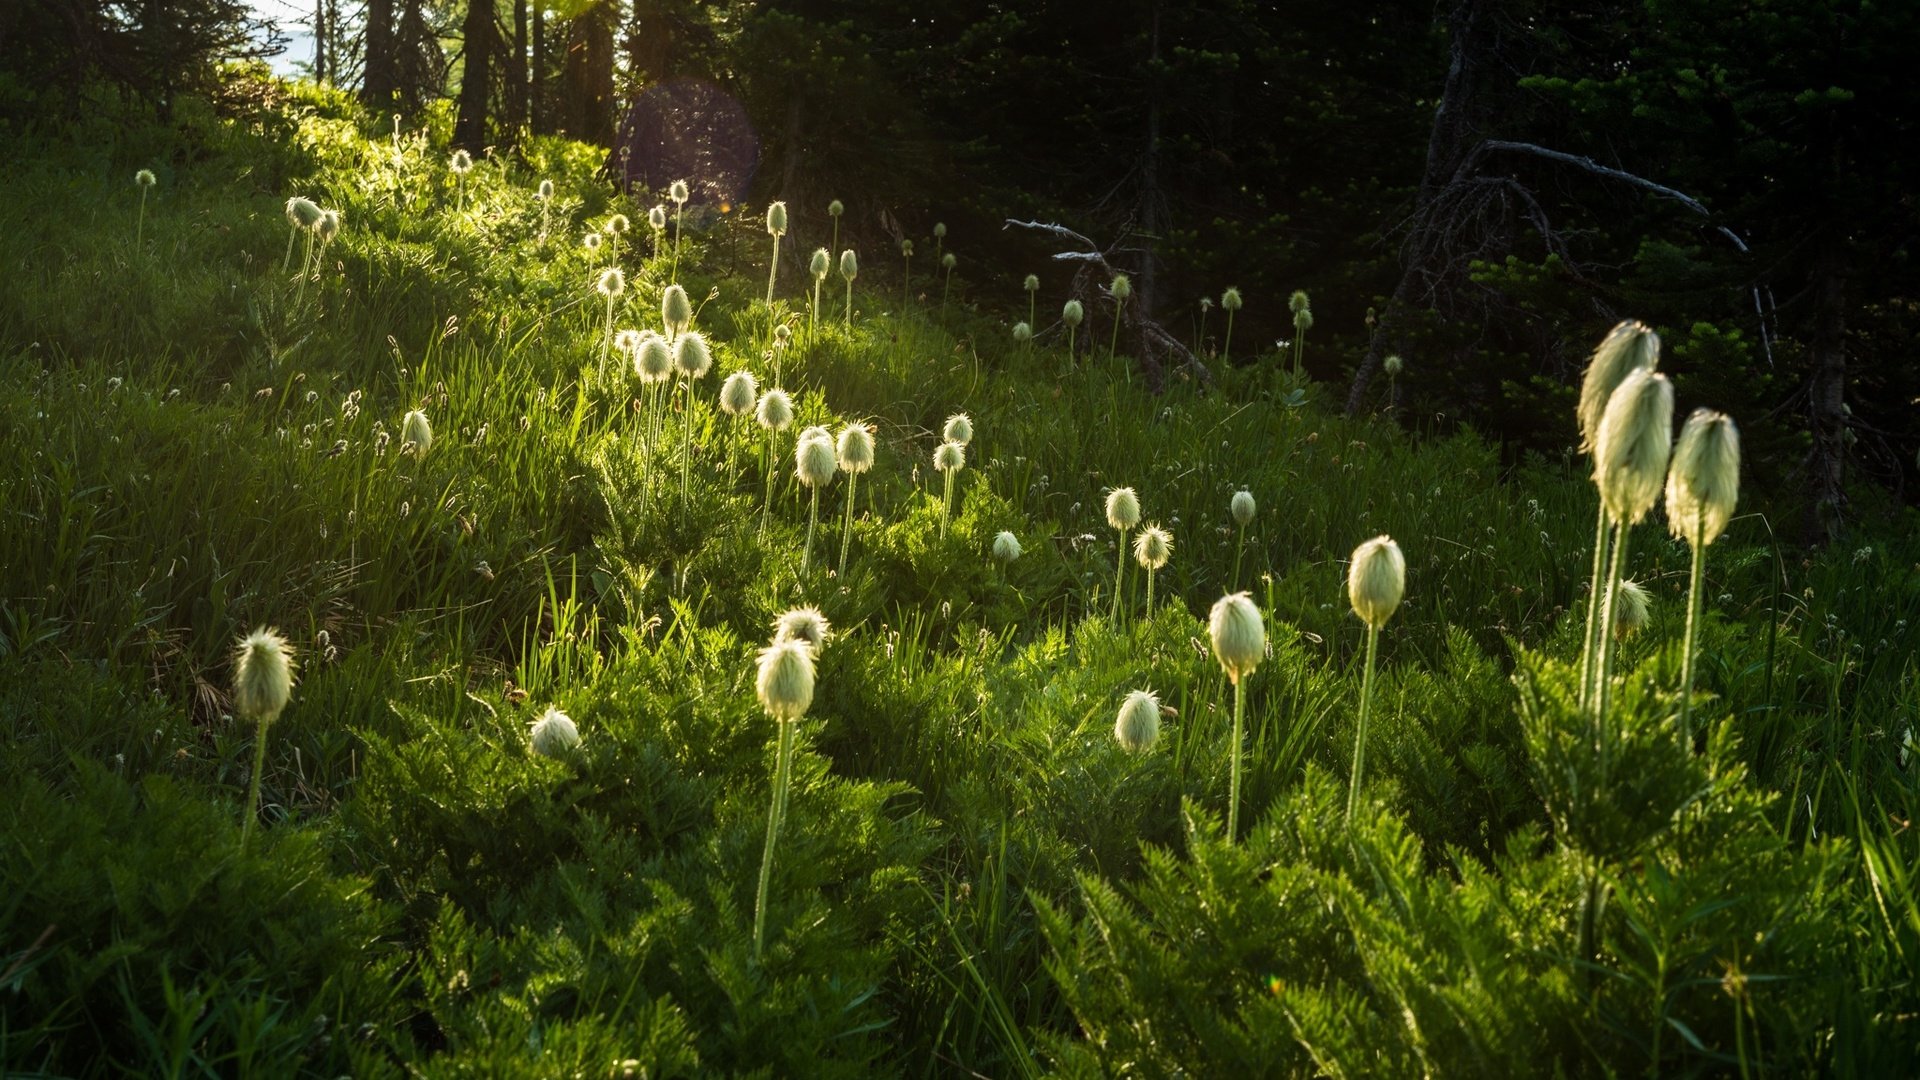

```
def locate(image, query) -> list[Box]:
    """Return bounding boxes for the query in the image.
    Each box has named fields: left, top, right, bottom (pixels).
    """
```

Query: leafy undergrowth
left=2, top=85, right=1917, bottom=1076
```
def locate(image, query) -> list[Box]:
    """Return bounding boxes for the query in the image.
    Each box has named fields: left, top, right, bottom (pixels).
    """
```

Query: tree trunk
left=363, top=0, right=394, bottom=106
left=1803, top=236, right=1849, bottom=543
left=313, top=0, right=326, bottom=83
left=531, top=3, right=546, bottom=133
left=506, top=0, right=527, bottom=135
left=454, top=0, right=496, bottom=151
left=560, top=1, right=616, bottom=147
left=1345, top=0, right=1486, bottom=416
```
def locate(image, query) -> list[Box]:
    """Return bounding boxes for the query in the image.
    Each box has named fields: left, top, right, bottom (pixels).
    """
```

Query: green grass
left=2, top=83, right=1917, bottom=1076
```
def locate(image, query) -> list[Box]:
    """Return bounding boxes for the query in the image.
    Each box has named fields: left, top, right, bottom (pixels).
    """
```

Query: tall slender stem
left=242, top=719, right=270, bottom=850
left=1347, top=624, right=1380, bottom=823
left=1223, top=310, right=1235, bottom=364
left=1111, top=529, right=1127, bottom=624
left=844, top=279, right=853, bottom=326
left=283, top=226, right=298, bottom=274
left=753, top=719, right=796, bottom=963
left=1067, top=325, right=1076, bottom=365
left=137, top=188, right=148, bottom=253
left=1145, top=566, right=1155, bottom=615
left=1679, top=512, right=1707, bottom=749
left=602, top=295, right=615, bottom=377
left=760, top=429, right=776, bottom=534
left=1594, top=522, right=1632, bottom=753
left=941, top=471, right=954, bottom=537
left=1107, top=298, right=1124, bottom=365
left=838, top=472, right=858, bottom=578
left=803, top=487, right=820, bottom=573
left=680, top=379, right=695, bottom=508
left=671, top=201, right=683, bottom=282
left=810, top=279, right=821, bottom=345
left=902, top=255, right=910, bottom=311
left=1227, top=678, right=1245, bottom=840
left=942, top=271, right=952, bottom=316
left=1233, top=524, right=1246, bottom=590
left=766, top=235, right=781, bottom=331
left=1578, top=501, right=1611, bottom=710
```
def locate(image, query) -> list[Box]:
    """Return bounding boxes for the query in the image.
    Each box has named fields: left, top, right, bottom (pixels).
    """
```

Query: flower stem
left=1232, top=525, right=1246, bottom=590
left=838, top=472, right=858, bottom=579
left=1223, top=310, right=1235, bottom=364
left=1679, top=512, right=1707, bottom=749
left=941, top=471, right=954, bottom=538
left=1594, top=522, right=1632, bottom=760
left=803, top=487, right=820, bottom=574
left=1347, top=624, right=1379, bottom=823
left=242, top=717, right=270, bottom=851
left=845, top=279, right=853, bottom=326
left=681, top=378, right=695, bottom=508
left=753, top=719, right=796, bottom=963
left=1107, top=297, right=1124, bottom=365
left=760, top=429, right=776, bottom=534
left=766, top=235, right=781, bottom=331
left=671, top=202, right=683, bottom=282
left=137, top=188, right=148, bottom=253
left=1111, top=529, right=1127, bottom=624
left=1145, top=566, right=1155, bottom=615
left=1228, top=677, right=1245, bottom=840
left=1578, top=501, right=1611, bottom=710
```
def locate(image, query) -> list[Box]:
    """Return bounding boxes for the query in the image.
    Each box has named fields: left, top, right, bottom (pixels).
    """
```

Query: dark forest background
left=6, top=0, right=1917, bottom=542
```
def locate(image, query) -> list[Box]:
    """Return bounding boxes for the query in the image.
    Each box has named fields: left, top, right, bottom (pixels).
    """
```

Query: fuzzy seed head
left=1134, top=525, right=1172, bottom=570
left=1383, top=354, right=1403, bottom=376
left=840, top=248, right=858, bottom=280
left=1578, top=320, right=1661, bottom=453
left=584, top=232, right=602, bottom=251
left=1594, top=368, right=1675, bottom=526
left=285, top=196, right=322, bottom=229
left=1230, top=490, right=1255, bottom=526
left=934, top=440, right=966, bottom=473
left=1012, top=322, right=1032, bottom=342
left=649, top=205, right=668, bottom=230
left=537, top=179, right=554, bottom=200
left=450, top=149, right=473, bottom=174
left=596, top=267, right=625, bottom=298
left=1024, top=273, right=1040, bottom=294
left=233, top=628, right=296, bottom=724
left=810, top=247, right=831, bottom=280
left=836, top=423, right=875, bottom=473
left=902, top=239, right=914, bottom=256
left=797, top=435, right=838, bottom=487
left=669, top=179, right=690, bottom=204
left=1115, top=689, right=1162, bottom=752
left=934, top=222, right=947, bottom=239
left=992, top=531, right=1021, bottom=563
left=1062, top=300, right=1084, bottom=327
left=756, top=388, right=794, bottom=431
left=943, top=413, right=973, bottom=446
left=773, top=606, right=831, bottom=651
left=766, top=201, right=788, bottom=236
left=719, top=370, right=759, bottom=415
left=402, top=408, right=432, bottom=455
left=1613, top=579, right=1652, bottom=640
left=1110, top=273, right=1132, bottom=301
left=1665, top=408, right=1740, bottom=547
left=774, top=324, right=792, bottom=345
left=636, top=333, right=674, bottom=382
left=828, top=198, right=844, bottom=217
left=603, top=214, right=627, bottom=236
left=1221, top=286, right=1243, bottom=311
left=1208, top=592, right=1266, bottom=683
left=1105, top=487, right=1141, bottom=531
left=942, top=253, right=956, bottom=270
left=615, top=328, right=643, bottom=355
left=1294, top=307, right=1314, bottom=333
left=756, top=639, right=815, bottom=723
left=135, top=168, right=156, bottom=188
left=673, top=331, right=713, bottom=380
left=316, top=208, right=341, bottom=241
left=799, top=425, right=831, bottom=444
left=1347, top=535, right=1407, bottom=630
left=1289, top=289, right=1310, bottom=315
left=529, top=706, right=581, bottom=757
left=661, top=284, right=693, bottom=334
